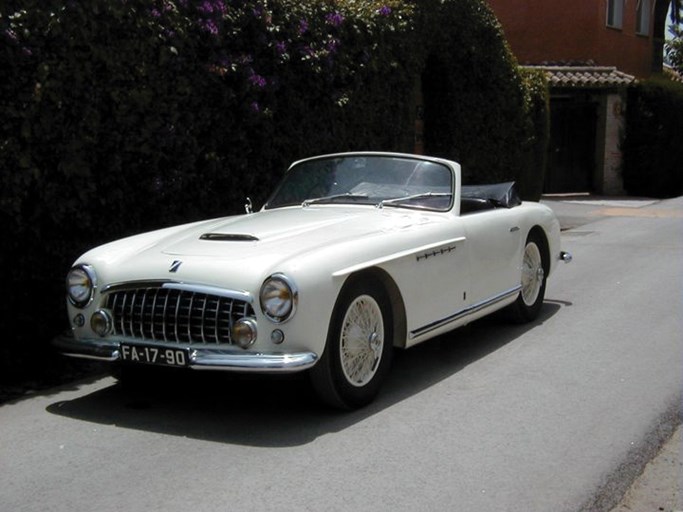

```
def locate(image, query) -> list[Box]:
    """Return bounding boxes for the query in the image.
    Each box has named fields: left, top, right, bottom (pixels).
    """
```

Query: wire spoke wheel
left=310, top=278, right=393, bottom=409
left=521, top=242, right=544, bottom=306
left=339, top=295, right=385, bottom=387
left=506, top=231, right=548, bottom=324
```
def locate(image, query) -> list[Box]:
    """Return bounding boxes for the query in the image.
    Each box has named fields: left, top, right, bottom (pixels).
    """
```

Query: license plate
left=120, top=344, right=189, bottom=368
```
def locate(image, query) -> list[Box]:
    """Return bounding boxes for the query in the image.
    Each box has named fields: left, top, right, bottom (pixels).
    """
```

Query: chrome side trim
left=333, top=236, right=466, bottom=277
left=52, top=333, right=317, bottom=373
left=410, top=285, right=522, bottom=339
left=416, top=244, right=458, bottom=262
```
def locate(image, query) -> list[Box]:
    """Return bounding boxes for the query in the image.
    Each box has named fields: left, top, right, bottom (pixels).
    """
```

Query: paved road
left=1, top=196, right=681, bottom=512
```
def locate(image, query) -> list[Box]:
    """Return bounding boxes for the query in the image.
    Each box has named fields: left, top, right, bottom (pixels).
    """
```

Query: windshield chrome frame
left=263, top=152, right=456, bottom=212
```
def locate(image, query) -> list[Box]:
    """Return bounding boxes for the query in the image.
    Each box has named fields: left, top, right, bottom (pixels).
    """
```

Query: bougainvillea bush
left=0, top=0, right=547, bottom=383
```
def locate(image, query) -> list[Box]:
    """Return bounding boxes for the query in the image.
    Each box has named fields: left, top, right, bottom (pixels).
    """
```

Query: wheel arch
left=336, top=267, right=408, bottom=349
left=527, top=225, right=550, bottom=273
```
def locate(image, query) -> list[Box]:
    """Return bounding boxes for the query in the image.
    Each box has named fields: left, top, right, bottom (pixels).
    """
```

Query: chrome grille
left=104, top=286, right=254, bottom=345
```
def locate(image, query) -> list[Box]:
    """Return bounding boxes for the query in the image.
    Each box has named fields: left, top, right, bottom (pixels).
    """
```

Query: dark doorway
left=545, top=98, right=597, bottom=193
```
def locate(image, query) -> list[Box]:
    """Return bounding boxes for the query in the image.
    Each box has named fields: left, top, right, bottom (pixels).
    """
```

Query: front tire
left=507, top=231, right=548, bottom=323
left=310, top=279, right=393, bottom=410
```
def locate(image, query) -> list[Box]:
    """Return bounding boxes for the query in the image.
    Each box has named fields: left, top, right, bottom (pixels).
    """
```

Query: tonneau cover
left=461, top=182, right=521, bottom=208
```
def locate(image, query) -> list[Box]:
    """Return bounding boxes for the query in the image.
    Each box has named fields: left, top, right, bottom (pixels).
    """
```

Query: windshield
left=264, top=155, right=453, bottom=211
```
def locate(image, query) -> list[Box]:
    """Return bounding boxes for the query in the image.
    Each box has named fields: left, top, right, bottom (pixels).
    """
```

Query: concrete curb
left=609, top=424, right=682, bottom=512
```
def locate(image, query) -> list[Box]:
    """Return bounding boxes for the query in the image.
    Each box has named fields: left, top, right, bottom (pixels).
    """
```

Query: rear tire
left=310, top=278, right=393, bottom=410
left=507, top=231, right=548, bottom=323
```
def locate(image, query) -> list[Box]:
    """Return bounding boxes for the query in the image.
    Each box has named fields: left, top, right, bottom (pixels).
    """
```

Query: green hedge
left=622, top=76, right=683, bottom=198
left=420, top=0, right=548, bottom=199
left=0, top=0, right=548, bottom=384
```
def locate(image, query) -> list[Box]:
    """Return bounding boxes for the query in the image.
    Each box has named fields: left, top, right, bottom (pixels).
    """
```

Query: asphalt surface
left=541, top=195, right=682, bottom=512
left=0, top=194, right=681, bottom=512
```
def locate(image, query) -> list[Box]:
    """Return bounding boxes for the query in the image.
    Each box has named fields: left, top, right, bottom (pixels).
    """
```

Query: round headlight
left=260, top=274, right=298, bottom=323
left=91, top=309, right=113, bottom=337
left=232, top=318, right=258, bottom=349
left=67, top=264, right=97, bottom=308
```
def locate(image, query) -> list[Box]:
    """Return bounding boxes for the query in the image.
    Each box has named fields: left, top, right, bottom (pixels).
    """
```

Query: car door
left=389, top=220, right=471, bottom=347
left=460, top=208, right=524, bottom=306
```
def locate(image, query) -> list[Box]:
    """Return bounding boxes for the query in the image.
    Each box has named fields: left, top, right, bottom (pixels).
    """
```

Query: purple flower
left=300, top=45, right=316, bottom=58
left=326, top=38, right=340, bottom=53
left=3, top=29, right=18, bottom=44
left=325, top=11, right=344, bottom=27
left=214, top=1, right=227, bottom=14
left=150, top=8, right=161, bottom=17
left=378, top=6, right=392, bottom=16
left=201, top=18, right=219, bottom=35
left=248, top=73, right=267, bottom=88
left=275, top=41, right=287, bottom=55
left=250, top=102, right=260, bottom=113
left=298, top=18, right=309, bottom=34
left=199, top=1, right=214, bottom=14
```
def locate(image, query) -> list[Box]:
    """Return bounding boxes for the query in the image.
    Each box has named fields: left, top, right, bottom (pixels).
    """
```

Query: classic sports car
left=56, top=152, right=571, bottom=409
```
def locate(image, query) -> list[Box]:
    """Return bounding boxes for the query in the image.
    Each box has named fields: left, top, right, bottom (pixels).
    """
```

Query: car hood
left=161, top=206, right=442, bottom=258
left=80, top=206, right=448, bottom=287
left=162, top=207, right=372, bottom=256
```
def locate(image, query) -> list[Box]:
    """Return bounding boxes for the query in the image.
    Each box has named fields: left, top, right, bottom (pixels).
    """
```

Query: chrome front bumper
left=53, top=332, right=318, bottom=373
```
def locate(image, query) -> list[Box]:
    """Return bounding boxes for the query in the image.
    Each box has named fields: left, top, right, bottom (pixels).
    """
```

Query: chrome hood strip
left=162, top=283, right=253, bottom=303
left=100, top=281, right=253, bottom=303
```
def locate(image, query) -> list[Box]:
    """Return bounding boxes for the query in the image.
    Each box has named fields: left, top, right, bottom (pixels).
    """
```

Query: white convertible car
left=56, top=152, right=571, bottom=409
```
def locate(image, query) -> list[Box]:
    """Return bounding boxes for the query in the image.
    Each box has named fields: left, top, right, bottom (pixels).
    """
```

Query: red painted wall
left=486, top=0, right=654, bottom=78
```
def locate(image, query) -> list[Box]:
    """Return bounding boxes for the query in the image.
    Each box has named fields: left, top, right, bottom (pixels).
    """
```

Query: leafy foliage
left=0, top=0, right=548, bottom=382
left=418, top=0, right=548, bottom=197
left=622, top=77, right=683, bottom=198
left=665, top=10, right=683, bottom=74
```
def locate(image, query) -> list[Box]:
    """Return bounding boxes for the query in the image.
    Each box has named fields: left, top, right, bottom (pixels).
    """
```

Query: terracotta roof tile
left=524, top=65, right=636, bottom=88
left=663, top=65, right=683, bottom=83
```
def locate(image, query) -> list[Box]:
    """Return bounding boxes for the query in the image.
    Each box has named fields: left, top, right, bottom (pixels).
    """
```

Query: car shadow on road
left=46, top=302, right=563, bottom=447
